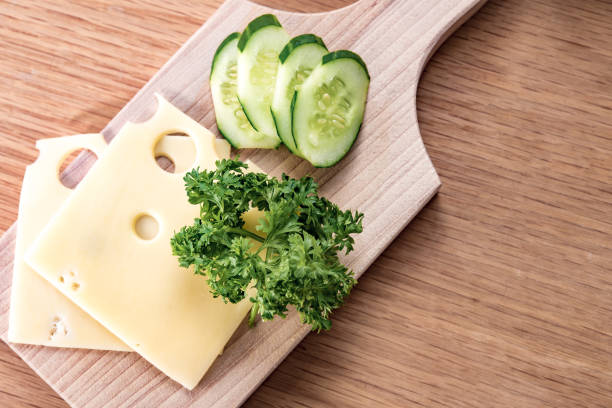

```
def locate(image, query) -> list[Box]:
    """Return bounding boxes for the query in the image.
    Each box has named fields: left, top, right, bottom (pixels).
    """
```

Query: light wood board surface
left=0, top=0, right=485, bottom=405
left=1, top=0, right=611, bottom=407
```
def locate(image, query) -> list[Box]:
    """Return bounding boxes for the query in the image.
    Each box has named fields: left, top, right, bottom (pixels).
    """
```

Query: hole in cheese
left=155, top=155, right=175, bottom=173
left=49, top=317, right=68, bottom=340
left=154, top=132, right=195, bottom=174
left=133, top=213, right=160, bottom=241
left=58, top=148, right=98, bottom=189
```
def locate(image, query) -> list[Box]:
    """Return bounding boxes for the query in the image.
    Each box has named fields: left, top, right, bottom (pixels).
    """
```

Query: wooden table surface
left=1, top=0, right=610, bottom=407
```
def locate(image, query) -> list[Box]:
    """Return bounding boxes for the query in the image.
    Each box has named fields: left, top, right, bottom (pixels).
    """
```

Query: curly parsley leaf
left=171, top=158, right=363, bottom=332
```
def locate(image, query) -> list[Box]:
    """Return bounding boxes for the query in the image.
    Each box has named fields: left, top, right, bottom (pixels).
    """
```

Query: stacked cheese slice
left=9, top=95, right=253, bottom=390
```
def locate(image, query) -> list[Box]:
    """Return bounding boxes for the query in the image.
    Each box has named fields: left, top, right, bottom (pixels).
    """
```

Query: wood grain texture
left=0, top=0, right=482, bottom=405
left=1, top=0, right=611, bottom=407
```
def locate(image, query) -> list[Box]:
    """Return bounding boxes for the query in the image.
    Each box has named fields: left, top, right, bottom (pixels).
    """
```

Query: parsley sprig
left=170, top=159, right=363, bottom=331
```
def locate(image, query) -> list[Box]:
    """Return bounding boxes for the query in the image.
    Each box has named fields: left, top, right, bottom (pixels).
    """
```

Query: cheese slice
left=8, top=133, right=223, bottom=350
left=26, top=95, right=251, bottom=389
left=8, top=134, right=129, bottom=349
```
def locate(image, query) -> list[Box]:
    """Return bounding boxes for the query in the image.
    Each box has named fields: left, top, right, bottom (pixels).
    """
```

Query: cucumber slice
left=271, top=34, right=328, bottom=156
left=210, top=32, right=270, bottom=148
left=292, top=50, right=370, bottom=167
left=237, top=14, right=290, bottom=146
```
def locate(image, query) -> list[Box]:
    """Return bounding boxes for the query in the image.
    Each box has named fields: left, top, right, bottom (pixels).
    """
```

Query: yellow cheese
left=8, top=133, right=222, bottom=350
left=26, top=95, right=250, bottom=389
left=8, top=134, right=128, bottom=349
left=154, top=132, right=230, bottom=173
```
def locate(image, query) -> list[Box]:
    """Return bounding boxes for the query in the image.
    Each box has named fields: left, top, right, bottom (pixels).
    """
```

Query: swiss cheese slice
left=8, top=133, right=222, bottom=350
left=8, top=134, right=128, bottom=350
left=26, top=95, right=251, bottom=389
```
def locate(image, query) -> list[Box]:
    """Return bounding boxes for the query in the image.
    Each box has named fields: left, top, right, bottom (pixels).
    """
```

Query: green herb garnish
left=171, top=158, right=363, bottom=331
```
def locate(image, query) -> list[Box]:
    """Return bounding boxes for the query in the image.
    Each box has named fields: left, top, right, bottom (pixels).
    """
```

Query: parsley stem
left=248, top=303, right=260, bottom=327
left=227, top=227, right=264, bottom=243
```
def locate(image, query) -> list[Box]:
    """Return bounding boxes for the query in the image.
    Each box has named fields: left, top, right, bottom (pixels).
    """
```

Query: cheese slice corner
left=25, top=96, right=250, bottom=389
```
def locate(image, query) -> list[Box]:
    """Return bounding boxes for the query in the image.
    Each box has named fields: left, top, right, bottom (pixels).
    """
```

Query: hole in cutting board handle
left=245, top=0, right=357, bottom=13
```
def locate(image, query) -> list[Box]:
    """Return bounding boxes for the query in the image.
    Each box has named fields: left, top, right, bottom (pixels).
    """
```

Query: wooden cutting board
left=0, top=0, right=486, bottom=406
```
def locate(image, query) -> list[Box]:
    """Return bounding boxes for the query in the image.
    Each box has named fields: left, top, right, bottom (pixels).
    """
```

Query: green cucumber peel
left=322, top=50, right=370, bottom=80
left=237, top=14, right=282, bottom=52
left=237, top=95, right=260, bottom=132
left=279, top=34, right=327, bottom=64
left=210, top=32, right=240, bottom=79
left=289, top=90, right=299, bottom=151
